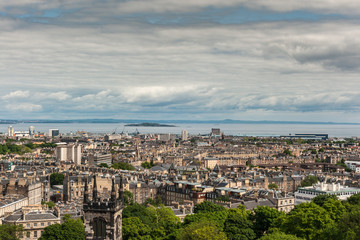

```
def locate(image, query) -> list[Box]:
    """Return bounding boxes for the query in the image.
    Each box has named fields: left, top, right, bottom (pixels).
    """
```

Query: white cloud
left=2, top=91, right=30, bottom=100
left=6, top=103, right=42, bottom=112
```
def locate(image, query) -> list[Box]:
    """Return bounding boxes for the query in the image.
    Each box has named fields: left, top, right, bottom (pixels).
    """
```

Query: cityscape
left=0, top=125, right=360, bottom=239
left=1, top=0, right=360, bottom=240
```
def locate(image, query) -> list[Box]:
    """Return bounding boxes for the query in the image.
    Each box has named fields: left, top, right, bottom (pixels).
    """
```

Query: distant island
left=125, top=123, right=176, bottom=127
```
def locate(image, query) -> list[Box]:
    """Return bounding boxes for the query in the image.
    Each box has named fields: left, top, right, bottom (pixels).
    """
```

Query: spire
left=92, top=175, right=98, bottom=201
left=84, top=177, right=89, bottom=203
left=111, top=178, right=116, bottom=202
left=118, top=177, right=123, bottom=201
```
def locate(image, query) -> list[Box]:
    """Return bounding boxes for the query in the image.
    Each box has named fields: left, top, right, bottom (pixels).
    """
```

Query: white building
left=8, top=126, right=14, bottom=137
left=345, top=158, right=360, bottom=173
left=295, top=182, right=360, bottom=204
left=56, top=143, right=82, bottom=165
left=181, top=130, right=188, bottom=141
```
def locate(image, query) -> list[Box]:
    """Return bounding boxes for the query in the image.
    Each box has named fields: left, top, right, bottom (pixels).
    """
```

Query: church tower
left=83, top=175, right=124, bottom=240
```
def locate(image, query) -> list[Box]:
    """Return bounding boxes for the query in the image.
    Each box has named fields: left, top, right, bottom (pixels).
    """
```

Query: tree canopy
left=50, top=173, right=64, bottom=186
left=39, top=215, right=85, bottom=240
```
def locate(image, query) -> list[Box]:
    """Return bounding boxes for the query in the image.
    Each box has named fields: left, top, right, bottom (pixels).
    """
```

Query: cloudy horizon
left=1, top=1, right=360, bottom=122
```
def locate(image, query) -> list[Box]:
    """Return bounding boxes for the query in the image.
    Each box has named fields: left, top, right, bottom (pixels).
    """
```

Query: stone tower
left=83, top=175, right=124, bottom=240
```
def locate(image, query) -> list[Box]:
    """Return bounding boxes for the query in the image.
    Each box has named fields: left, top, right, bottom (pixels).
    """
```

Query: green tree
left=0, top=224, right=23, bottom=240
left=141, top=162, right=152, bottom=169
left=184, top=210, right=229, bottom=230
left=321, top=198, right=346, bottom=222
left=312, top=194, right=337, bottom=207
left=41, top=201, right=56, bottom=209
left=177, top=220, right=227, bottom=240
left=283, top=149, right=293, bottom=156
left=268, top=183, right=278, bottom=190
left=333, top=205, right=360, bottom=240
left=224, top=208, right=256, bottom=240
left=111, top=162, right=135, bottom=171
left=194, top=201, right=226, bottom=214
left=50, top=173, right=64, bottom=186
left=259, top=232, right=304, bottom=240
left=277, top=202, right=333, bottom=240
left=346, top=193, right=360, bottom=206
left=300, top=176, right=318, bottom=187
left=39, top=215, right=85, bottom=240
left=122, top=217, right=152, bottom=240
left=98, top=163, right=109, bottom=168
left=122, top=203, right=156, bottom=227
left=123, top=190, right=134, bottom=206
left=251, top=206, right=284, bottom=238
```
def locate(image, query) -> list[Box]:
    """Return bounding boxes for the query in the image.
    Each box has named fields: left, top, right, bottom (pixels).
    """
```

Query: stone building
left=83, top=176, right=124, bottom=240
left=2, top=204, right=61, bottom=240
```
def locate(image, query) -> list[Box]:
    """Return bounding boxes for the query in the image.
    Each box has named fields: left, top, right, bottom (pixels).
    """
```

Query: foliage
left=276, top=202, right=333, bottom=240
left=194, top=201, right=226, bottom=214
left=300, top=175, right=318, bottom=187
left=321, top=198, right=347, bottom=222
left=98, top=163, right=109, bottom=168
left=283, top=149, right=293, bottom=156
left=111, top=162, right=135, bottom=170
left=41, top=201, right=56, bottom=209
left=122, top=203, right=156, bottom=227
left=0, top=224, right=23, bottom=240
left=123, top=190, right=134, bottom=206
left=177, top=221, right=227, bottom=240
left=224, top=208, right=256, bottom=240
left=50, top=173, right=64, bottom=186
left=259, top=231, right=304, bottom=240
left=122, top=204, right=181, bottom=240
left=184, top=210, right=229, bottom=230
left=216, top=195, right=230, bottom=202
left=268, top=183, right=278, bottom=190
left=141, top=161, right=152, bottom=169
left=39, top=215, right=85, bottom=240
left=312, top=195, right=337, bottom=207
left=123, top=217, right=152, bottom=240
left=347, top=193, right=360, bottom=206
left=251, top=206, right=284, bottom=238
left=336, top=159, right=352, bottom=172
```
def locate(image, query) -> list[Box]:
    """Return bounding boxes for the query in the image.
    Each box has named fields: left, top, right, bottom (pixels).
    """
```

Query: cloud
left=0, top=1, right=359, bottom=121
left=5, top=103, right=42, bottom=112
left=40, top=91, right=71, bottom=101
left=2, top=91, right=30, bottom=100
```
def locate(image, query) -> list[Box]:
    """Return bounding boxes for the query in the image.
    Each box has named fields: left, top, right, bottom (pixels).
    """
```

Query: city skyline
left=1, top=1, right=360, bottom=122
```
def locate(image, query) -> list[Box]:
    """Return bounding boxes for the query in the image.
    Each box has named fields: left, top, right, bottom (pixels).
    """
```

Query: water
left=1, top=123, right=360, bottom=137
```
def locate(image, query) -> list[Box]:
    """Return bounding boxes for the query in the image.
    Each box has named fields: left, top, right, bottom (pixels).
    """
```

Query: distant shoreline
left=125, top=123, right=176, bottom=127
left=0, top=119, right=359, bottom=125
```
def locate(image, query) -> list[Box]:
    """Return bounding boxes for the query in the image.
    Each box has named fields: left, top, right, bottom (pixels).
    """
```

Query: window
left=34, top=223, right=37, bottom=227
left=34, top=231, right=37, bottom=238
left=26, top=224, right=30, bottom=228
left=26, top=232, right=30, bottom=238
left=93, top=218, right=107, bottom=238
left=41, top=222, right=44, bottom=226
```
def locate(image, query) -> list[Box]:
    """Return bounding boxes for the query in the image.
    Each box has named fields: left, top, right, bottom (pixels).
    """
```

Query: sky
left=0, top=0, right=360, bottom=122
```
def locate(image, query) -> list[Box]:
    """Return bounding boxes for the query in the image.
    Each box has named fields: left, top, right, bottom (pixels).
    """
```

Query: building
left=8, top=126, right=14, bottom=137
left=56, top=144, right=82, bottom=165
left=88, top=153, right=112, bottom=167
left=49, top=129, right=60, bottom=137
left=83, top=176, right=124, bottom=240
left=295, top=182, right=360, bottom=204
left=181, top=130, right=188, bottom=141
left=2, top=205, right=61, bottom=240
left=158, top=134, right=176, bottom=141
left=345, top=158, right=360, bottom=172
left=29, top=126, right=35, bottom=137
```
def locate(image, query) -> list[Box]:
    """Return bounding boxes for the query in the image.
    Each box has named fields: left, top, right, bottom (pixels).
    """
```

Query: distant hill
left=125, top=123, right=176, bottom=127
